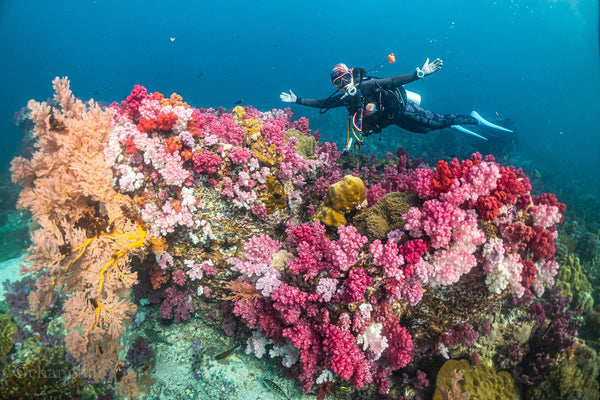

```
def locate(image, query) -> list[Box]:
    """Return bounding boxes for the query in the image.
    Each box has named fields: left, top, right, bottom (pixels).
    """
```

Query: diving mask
left=332, top=70, right=353, bottom=89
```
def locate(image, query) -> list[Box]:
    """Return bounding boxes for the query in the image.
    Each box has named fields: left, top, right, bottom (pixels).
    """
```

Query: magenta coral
left=369, top=240, right=404, bottom=279
left=229, top=147, right=251, bottom=164
left=229, top=233, right=282, bottom=276
left=287, top=222, right=366, bottom=280
left=292, top=116, right=311, bottom=134
left=270, top=283, right=320, bottom=324
left=123, top=84, right=153, bottom=122
left=172, top=269, right=186, bottom=286
left=342, top=268, right=373, bottom=304
left=214, top=113, right=246, bottom=145
left=192, top=150, right=222, bottom=174
left=160, top=286, right=195, bottom=322
left=322, top=324, right=373, bottom=388
left=261, top=119, right=286, bottom=146
left=282, top=319, right=323, bottom=393
left=373, top=302, right=413, bottom=371
left=365, top=182, right=387, bottom=207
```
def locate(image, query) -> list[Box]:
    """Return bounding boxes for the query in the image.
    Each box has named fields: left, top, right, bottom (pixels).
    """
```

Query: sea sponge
left=354, top=191, right=418, bottom=239
left=433, top=359, right=517, bottom=400
left=315, top=175, right=366, bottom=227
left=284, top=129, right=316, bottom=158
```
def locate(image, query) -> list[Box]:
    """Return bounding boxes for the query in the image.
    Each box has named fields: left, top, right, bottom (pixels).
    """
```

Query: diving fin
left=471, top=111, right=513, bottom=133
left=451, top=125, right=488, bottom=140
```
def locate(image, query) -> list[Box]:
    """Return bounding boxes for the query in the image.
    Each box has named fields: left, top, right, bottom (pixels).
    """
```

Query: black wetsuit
left=295, top=71, right=477, bottom=134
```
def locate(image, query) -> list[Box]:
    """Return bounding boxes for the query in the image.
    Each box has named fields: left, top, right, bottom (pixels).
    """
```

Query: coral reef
left=4, top=77, right=591, bottom=400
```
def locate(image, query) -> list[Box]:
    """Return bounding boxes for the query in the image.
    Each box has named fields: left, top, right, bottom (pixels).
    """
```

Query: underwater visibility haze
left=0, top=0, right=599, bottom=399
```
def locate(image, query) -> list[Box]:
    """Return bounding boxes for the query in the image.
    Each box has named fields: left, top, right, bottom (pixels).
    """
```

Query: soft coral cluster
left=395, top=153, right=562, bottom=296
left=228, top=220, right=414, bottom=394
left=107, top=89, right=322, bottom=238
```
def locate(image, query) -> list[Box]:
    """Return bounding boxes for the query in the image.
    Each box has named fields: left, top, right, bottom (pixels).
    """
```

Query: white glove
left=418, top=57, right=443, bottom=77
left=280, top=90, right=297, bottom=103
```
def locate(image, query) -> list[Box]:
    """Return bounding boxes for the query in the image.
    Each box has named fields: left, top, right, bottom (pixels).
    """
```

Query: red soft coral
left=533, top=193, right=566, bottom=213
left=431, top=160, right=455, bottom=197
left=492, top=166, right=531, bottom=204
left=529, top=226, right=556, bottom=260
left=475, top=195, right=503, bottom=221
left=521, top=260, right=537, bottom=289
left=137, top=117, right=158, bottom=133
left=156, top=112, right=178, bottom=131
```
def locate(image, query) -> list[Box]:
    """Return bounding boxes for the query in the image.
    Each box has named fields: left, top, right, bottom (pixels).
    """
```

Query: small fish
left=339, top=385, right=352, bottom=392
left=198, top=72, right=205, bottom=78
left=262, top=378, right=288, bottom=399
left=170, top=37, right=176, bottom=42
left=234, top=99, right=243, bottom=105
left=215, top=344, right=238, bottom=360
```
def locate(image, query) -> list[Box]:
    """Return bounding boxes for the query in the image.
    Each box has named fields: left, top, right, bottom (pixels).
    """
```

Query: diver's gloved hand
left=417, top=58, right=443, bottom=78
left=280, top=90, right=297, bottom=103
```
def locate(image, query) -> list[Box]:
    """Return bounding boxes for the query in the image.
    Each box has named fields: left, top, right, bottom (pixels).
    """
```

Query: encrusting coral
left=433, top=359, right=517, bottom=400
left=315, top=174, right=366, bottom=227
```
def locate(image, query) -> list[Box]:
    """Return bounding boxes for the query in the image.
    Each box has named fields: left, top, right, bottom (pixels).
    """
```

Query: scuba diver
left=280, top=58, right=512, bottom=150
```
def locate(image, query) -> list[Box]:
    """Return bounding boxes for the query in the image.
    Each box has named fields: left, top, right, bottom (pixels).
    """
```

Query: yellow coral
left=315, top=175, right=365, bottom=227
left=232, top=105, right=246, bottom=125
left=433, top=359, right=517, bottom=400
left=242, top=118, right=262, bottom=138
left=150, top=235, right=169, bottom=255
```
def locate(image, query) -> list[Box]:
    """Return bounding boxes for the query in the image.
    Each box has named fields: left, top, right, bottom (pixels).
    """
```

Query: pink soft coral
left=403, top=199, right=467, bottom=249
left=322, top=324, right=373, bottom=388
left=287, top=222, right=367, bottom=280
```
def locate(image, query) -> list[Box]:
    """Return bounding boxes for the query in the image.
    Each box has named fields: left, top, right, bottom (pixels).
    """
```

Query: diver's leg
left=397, top=102, right=477, bottom=133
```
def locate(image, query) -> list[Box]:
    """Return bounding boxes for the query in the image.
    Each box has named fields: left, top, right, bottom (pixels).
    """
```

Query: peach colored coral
left=10, top=77, right=149, bottom=383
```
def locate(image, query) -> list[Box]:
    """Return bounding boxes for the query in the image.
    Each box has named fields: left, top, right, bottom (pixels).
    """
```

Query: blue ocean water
left=1, top=0, right=599, bottom=204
